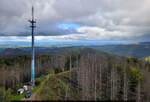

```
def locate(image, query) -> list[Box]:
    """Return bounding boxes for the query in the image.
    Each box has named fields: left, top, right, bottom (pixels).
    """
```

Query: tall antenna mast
left=29, top=6, right=36, bottom=86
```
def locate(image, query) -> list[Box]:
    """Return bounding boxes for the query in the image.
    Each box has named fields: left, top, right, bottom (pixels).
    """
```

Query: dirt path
left=21, top=91, right=37, bottom=101
left=21, top=70, right=72, bottom=101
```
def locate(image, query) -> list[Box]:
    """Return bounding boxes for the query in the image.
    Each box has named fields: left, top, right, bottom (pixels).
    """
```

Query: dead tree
left=99, top=63, right=102, bottom=100
left=65, top=55, right=72, bottom=100
left=94, top=54, right=97, bottom=100
left=85, top=53, right=90, bottom=100
left=0, top=66, right=6, bottom=89
left=110, top=66, right=114, bottom=100
left=69, top=55, right=72, bottom=99
left=76, top=55, right=80, bottom=96
left=137, top=82, right=141, bottom=102
left=123, top=67, right=128, bottom=101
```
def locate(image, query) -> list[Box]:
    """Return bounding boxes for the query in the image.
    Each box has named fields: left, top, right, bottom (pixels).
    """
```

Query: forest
left=0, top=47, right=150, bottom=101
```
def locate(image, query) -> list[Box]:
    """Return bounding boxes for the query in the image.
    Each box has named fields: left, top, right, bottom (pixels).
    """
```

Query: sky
left=0, top=0, right=150, bottom=43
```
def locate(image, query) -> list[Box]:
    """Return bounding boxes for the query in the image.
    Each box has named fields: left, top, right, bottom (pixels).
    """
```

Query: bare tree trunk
left=94, top=68, right=97, bottom=100
left=113, top=64, right=118, bottom=100
left=65, top=88, right=68, bottom=100
left=111, top=66, right=114, bottom=100
left=99, top=63, right=102, bottom=100
left=76, top=55, right=80, bottom=96
left=94, top=54, right=97, bottom=101
left=69, top=55, right=72, bottom=99
left=1, top=66, right=6, bottom=89
left=85, top=71, right=88, bottom=100
left=137, top=82, right=141, bottom=102
left=106, top=68, right=110, bottom=100
left=123, top=68, right=128, bottom=101
left=65, top=56, right=72, bottom=100
left=83, top=53, right=90, bottom=100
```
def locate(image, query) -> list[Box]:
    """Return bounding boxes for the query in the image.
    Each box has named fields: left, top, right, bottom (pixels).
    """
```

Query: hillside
left=35, top=65, right=150, bottom=101
left=0, top=44, right=150, bottom=58
left=0, top=47, right=150, bottom=101
left=35, top=70, right=82, bottom=100
left=90, top=44, right=150, bottom=58
left=0, top=47, right=117, bottom=57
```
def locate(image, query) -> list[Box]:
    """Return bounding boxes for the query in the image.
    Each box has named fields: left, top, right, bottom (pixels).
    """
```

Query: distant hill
left=139, top=42, right=150, bottom=45
left=89, top=45, right=150, bottom=58
left=0, top=44, right=150, bottom=58
left=0, top=47, right=116, bottom=57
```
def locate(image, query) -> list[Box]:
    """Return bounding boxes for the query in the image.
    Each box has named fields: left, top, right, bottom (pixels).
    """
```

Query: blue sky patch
left=57, top=23, right=81, bottom=29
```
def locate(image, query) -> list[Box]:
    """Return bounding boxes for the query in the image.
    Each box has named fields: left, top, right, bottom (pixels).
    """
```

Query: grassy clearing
left=11, top=85, right=41, bottom=101
left=36, top=77, right=68, bottom=100
left=11, top=69, right=76, bottom=101
left=11, top=74, right=47, bottom=101
left=11, top=91, right=26, bottom=101
left=35, top=69, right=80, bottom=100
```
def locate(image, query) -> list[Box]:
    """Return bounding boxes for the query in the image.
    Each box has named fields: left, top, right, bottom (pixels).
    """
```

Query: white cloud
left=0, top=0, right=150, bottom=42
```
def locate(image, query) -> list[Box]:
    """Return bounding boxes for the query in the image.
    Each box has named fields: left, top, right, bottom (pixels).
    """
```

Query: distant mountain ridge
left=0, top=44, right=150, bottom=58
left=89, top=45, right=150, bottom=58
left=139, top=42, right=150, bottom=45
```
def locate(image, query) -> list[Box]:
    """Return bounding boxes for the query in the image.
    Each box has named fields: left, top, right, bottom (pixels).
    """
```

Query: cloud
left=0, top=0, right=150, bottom=42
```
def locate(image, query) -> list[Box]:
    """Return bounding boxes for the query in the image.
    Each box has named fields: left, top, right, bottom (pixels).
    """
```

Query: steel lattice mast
left=29, top=6, right=36, bottom=86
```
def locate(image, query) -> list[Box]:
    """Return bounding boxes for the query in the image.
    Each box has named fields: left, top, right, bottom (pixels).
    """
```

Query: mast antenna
left=29, top=6, right=36, bottom=86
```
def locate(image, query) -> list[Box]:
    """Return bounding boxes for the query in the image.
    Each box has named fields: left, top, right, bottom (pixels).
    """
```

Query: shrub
left=0, top=88, right=12, bottom=102
left=49, top=69, right=55, bottom=75
left=35, top=78, right=42, bottom=86
left=0, top=88, right=6, bottom=101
